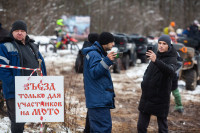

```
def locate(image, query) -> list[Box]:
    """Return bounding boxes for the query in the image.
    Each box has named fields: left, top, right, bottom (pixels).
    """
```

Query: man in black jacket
left=137, top=35, right=177, bottom=133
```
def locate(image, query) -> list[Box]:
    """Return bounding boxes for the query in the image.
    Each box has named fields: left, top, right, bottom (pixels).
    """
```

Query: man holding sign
left=0, top=20, right=47, bottom=133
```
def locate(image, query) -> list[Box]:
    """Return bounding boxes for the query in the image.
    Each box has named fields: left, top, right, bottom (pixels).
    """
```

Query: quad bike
left=173, top=43, right=200, bottom=90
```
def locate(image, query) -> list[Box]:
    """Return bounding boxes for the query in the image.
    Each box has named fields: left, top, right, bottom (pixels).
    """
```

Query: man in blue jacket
left=82, top=32, right=116, bottom=133
left=0, top=20, right=47, bottom=133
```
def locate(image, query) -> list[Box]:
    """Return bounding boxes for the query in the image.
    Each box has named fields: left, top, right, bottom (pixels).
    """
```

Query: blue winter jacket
left=82, top=41, right=115, bottom=109
left=0, top=36, right=47, bottom=100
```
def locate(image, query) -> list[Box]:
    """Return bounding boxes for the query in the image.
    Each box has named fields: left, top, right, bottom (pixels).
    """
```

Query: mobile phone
left=146, top=46, right=153, bottom=58
left=147, top=46, right=153, bottom=52
left=115, top=52, right=123, bottom=58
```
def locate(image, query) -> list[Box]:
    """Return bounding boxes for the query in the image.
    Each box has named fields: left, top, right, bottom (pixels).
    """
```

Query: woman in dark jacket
left=137, top=35, right=177, bottom=133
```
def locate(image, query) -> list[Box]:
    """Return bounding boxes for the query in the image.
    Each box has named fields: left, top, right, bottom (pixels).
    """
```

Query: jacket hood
left=82, top=41, right=105, bottom=56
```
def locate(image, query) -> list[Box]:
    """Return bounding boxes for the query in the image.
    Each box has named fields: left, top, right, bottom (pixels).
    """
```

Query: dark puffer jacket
left=138, top=46, right=177, bottom=118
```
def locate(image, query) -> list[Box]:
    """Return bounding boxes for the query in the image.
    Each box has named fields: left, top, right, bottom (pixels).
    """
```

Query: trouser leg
left=157, top=116, right=168, bottom=133
left=84, top=110, right=90, bottom=133
left=6, top=99, right=25, bottom=133
left=137, top=111, right=151, bottom=133
left=88, top=108, right=112, bottom=133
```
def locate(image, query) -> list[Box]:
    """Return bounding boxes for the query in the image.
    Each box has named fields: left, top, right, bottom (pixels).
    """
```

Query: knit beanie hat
left=11, top=20, right=27, bottom=33
left=88, top=33, right=99, bottom=44
left=170, top=21, right=175, bottom=27
left=158, top=35, right=172, bottom=48
left=99, top=32, right=114, bottom=45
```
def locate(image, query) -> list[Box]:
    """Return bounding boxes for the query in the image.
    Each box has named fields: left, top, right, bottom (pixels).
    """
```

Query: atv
left=128, top=34, right=150, bottom=63
left=173, top=43, right=200, bottom=90
left=113, top=34, right=137, bottom=70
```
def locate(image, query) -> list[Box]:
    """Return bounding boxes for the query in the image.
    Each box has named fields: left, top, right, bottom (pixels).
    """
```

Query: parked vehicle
left=113, top=34, right=137, bottom=70
left=177, top=36, right=199, bottom=50
left=173, top=43, right=200, bottom=90
left=128, top=34, right=150, bottom=63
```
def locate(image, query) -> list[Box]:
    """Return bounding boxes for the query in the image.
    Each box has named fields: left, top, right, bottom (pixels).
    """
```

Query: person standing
left=171, top=53, right=184, bottom=113
left=137, top=35, right=177, bottom=133
left=0, top=22, right=9, bottom=115
left=0, top=22, right=9, bottom=40
left=82, top=32, right=116, bottom=133
left=0, top=20, right=47, bottom=133
left=82, top=32, right=99, bottom=133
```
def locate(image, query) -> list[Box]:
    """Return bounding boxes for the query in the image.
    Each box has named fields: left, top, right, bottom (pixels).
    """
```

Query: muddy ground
left=45, top=61, right=200, bottom=133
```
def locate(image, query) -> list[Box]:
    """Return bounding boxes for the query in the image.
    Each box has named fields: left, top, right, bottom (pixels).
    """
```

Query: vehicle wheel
left=132, top=51, right=137, bottom=66
left=75, top=53, right=83, bottom=73
left=197, top=80, right=200, bottom=85
left=113, top=58, right=121, bottom=73
left=122, top=54, right=129, bottom=70
left=183, top=69, right=197, bottom=90
left=140, top=55, right=148, bottom=63
left=46, top=44, right=57, bottom=53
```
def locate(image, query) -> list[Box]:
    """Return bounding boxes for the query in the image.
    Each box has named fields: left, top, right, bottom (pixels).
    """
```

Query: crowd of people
left=164, top=20, right=200, bottom=50
left=0, top=19, right=199, bottom=133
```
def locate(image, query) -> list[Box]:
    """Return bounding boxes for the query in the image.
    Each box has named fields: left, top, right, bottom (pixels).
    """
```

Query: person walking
left=82, top=32, right=116, bottom=133
left=0, top=20, right=47, bottom=133
left=137, top=35, right=177, bottom=133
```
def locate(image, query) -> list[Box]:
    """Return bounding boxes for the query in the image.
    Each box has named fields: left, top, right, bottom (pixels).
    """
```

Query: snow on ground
left=0, top=35, right=199, bottom=132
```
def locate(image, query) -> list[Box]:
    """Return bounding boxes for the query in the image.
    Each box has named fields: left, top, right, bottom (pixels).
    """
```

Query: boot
left=172, top=88, right=184, bottom=113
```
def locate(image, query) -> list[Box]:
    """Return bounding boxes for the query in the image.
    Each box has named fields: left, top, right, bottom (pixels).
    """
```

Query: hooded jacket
left=82, top=41, right=115, bottom=109
left=0, top=36, right=47, bottom=100
left=138, top=46, right=177, bottom=117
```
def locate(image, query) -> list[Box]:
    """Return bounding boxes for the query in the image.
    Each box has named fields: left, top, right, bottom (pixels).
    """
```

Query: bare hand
left=146, top=50, right=156, bottom=62
left=107, top=52, right=117, bottom=61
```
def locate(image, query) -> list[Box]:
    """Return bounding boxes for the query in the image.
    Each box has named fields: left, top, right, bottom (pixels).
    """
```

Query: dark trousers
left=137, top=112, right=168, bottom=133
left=84, top=110, right=90, bottom=133
left=6, top=99, right=25, bottom=133
left=88, top=108, right=112, bottom=133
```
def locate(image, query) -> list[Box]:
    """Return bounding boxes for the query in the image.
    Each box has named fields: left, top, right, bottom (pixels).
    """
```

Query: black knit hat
left=88, top=33, right=99, bottom=44
left=158, top=35, right=171, bottom=48
left=11, top=20, right=27, bottom=33
left=99, top=32, right=114, bottom=45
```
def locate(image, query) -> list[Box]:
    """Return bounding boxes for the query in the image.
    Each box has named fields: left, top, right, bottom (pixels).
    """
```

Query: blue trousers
left=88, top=108, right=112, bottom=133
